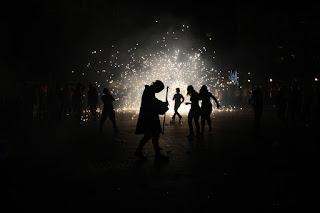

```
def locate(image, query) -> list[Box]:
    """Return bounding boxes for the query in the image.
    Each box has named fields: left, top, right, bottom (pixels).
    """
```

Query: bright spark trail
left=72, top=22, right=233, bottom=115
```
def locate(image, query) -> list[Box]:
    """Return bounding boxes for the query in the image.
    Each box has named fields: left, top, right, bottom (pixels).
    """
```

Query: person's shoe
left=179, top=117, right=182, bottom=122
left=134, top=150, right=147, bottom=160
left=155, top=153, right=169, bottom=162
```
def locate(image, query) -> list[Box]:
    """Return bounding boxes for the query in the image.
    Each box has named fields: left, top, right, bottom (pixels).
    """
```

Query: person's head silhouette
left=200, top=85, right=208, bottom=94
left=187, top=85, right=195, bottom=95
left=176, top=88, right=180, bottom=93
left=151, top=80, right=164, bottom=93
left=103, top=88, right=109, bottom=94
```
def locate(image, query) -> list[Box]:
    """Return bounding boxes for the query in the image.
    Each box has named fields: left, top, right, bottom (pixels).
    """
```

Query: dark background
left=1, top=2, right=320, bottom=212
left=2, top=0, right=320, bottom=85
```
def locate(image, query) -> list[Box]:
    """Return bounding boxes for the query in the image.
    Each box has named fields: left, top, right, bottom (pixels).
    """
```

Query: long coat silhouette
left=134, top=80, right=169, bottom=162
left=135, top=85, right=168, bottom=135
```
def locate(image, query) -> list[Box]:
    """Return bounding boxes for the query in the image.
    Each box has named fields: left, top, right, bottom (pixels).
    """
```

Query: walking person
left=72, top=82, right=85, bottom=123
left=199, top=85, right=220, bottom=134
left=249, top=85, right=263, bottom=128
left=134, top=80, right=169, bottom=162
left=88, top=84, right=98, bottom=121
left=62, top=83, right=73, bottom=118
left=99, top=88, right=118, bottom=134
left=172, top=88, right=184, bottom=122
left=185, top=85, right=201, bottom=138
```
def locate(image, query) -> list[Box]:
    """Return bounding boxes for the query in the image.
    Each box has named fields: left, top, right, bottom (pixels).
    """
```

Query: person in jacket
left=134, top=80, right=169, bottom=162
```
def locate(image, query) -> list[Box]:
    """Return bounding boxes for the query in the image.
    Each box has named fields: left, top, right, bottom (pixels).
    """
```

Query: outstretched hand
left=185, top=102, right=191, bottom=105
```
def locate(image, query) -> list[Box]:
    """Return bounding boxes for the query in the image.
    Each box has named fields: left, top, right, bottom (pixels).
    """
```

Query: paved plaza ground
left=2, top=106, right=319, bottom=212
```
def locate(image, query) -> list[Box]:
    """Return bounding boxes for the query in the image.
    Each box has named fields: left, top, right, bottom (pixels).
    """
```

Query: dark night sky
left=3, top=0, right=319, bottom=83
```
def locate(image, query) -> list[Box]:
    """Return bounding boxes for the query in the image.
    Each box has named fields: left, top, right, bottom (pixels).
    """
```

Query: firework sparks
left=73, top=22, right=231, bottom=115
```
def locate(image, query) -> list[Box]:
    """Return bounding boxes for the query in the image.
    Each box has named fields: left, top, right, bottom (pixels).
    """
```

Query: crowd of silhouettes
left=16, top=82, right=103, bottom=123
left=6, top=77, right=319, bottom=164
left=183, top=84, right=220, bottom=138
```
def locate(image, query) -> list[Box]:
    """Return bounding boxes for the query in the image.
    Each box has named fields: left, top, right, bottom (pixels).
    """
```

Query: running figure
left=199, top=85, right=220, bottom=133
left=185, top=85, right=201, bottom=138
left=172, top=88, right=184, bottom=122
left=99, top=88, right=118, bottom=134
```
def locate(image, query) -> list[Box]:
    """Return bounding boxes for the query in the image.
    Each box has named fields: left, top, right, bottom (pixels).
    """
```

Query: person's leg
left=172, top=108, right=178, bottom=120
left=99, top=110, right=107, bottom=133
left=89, top=104, right=95, bottom=120
left=152, top=134, right=169, bottom=161
left=109, top=110, right=118, bottom=133
left=151, top=134, right=161, bottom=155
left=135, top=134, right=152, bottom=159
left=207, top=117, right=212, bottom=132
left=194, top=114, right=200, bottom=136
left=93, top=104, right=97, bottom=120
left=207, top=110, right=212, bottom=132
left=177, top=110, right=182, bottom=120
left=188, top=111, right=194, bottom=136
left=201, top=112, right=205, bottom=134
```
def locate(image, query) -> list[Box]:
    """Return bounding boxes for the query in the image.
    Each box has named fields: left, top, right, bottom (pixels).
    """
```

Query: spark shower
left=72, top=21, right=230, bottom=114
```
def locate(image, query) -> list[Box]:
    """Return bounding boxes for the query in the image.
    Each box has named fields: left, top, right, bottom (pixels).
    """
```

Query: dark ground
left=1, top=106, right=319, bottom=212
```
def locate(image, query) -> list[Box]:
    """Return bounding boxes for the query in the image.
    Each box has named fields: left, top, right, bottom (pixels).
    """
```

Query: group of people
left=185, top=84, right=220, bottom=137
left=57, top=80, right=220, bottom=163
left=170, top=84, right=221, bottom=137
left=133, top=80, right=220, bottom=163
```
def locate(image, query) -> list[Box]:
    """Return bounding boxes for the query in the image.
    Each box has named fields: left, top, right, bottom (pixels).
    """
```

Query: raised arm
left=111, top=94, right=115, bottom=102
left=210, top=93, right=220, bottom=108
left=181, top=95, right=185, bottom=103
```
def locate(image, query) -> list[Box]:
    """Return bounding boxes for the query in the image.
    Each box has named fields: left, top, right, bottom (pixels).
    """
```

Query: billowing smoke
left=73, top=17, right=222, bottom=114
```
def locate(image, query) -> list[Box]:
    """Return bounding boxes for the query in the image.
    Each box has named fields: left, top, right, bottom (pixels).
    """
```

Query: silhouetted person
left=276, top=84, right=288, bottom=127
left=61, top=83, right=73, bottom=118
left=99, top=88, right=118, bottom=134
left=199, top=85, right=220, bottom=133
left=185, top=85, right=201, bottom=138
left=287, top=81, right=302, bottom=128
left=172, top=88, right=184, bottom=122
left=249, top=86, right=263, bottom=128
left=135, top=80, right=169, bottom=162
left=72, top=83, right=85, bottom=123
left=88, top=84, right=98, bottom=121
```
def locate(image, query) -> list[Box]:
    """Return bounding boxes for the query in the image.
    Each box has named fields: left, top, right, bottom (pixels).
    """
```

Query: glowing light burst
left=76, top=23, right=224, bottom=114
left=229, top=70, right=239, bottom=86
